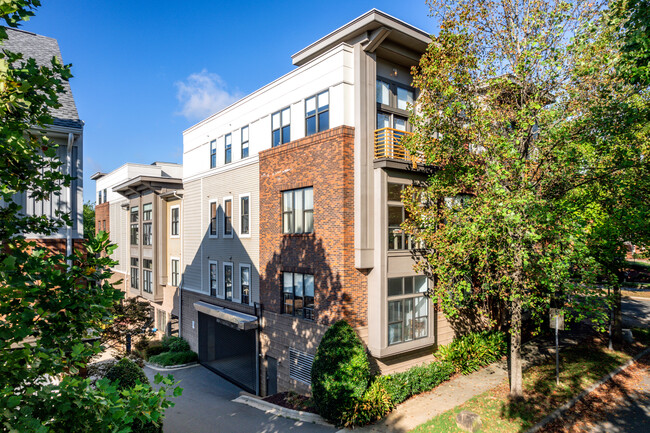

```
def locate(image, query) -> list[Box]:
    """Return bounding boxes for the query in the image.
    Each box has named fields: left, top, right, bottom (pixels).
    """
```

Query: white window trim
left=238, top=193, right=251, bottom=238
left=223, top=195, right=234, bottom=239
left=239, top=263, right=252, bottom=305
left=169, top=256, right=180, bottom=287
left=208, top=198, right=219, bottom=239
left=170, top=205, right=181, bottom=238
left=208, top=259, right=219, bottom=297
left=223, top=261, right=234, bottom=301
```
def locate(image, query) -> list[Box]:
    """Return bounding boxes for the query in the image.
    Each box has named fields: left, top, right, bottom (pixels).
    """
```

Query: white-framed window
left=272, top=107, right=291, bottom=147
left=305, top=90, right=329, bottom=136
left=240, top=263, right=251, bottom=305
left=170, top=257, right=180, bottom=287
left=130, top=257, right=139, bottom=289
left=225, top=133, right=232, bottom=164
left=208, top=199, right=218, bottom=238
left=210, top=139, right=217, bottom=168
left=239, top=193, right=250, bottom=237
left=170, top=205, right=180, bottom=237
left=283, top=272, right=315, bottom=320
left=223, top=262, right=233, bottom=301
left=143, top=259, right=153, bottom=294
left=209, top=260, right=218, bottom=297
left=282, top=187, right=314, bottom=234
left=241, top=125, right=249, bottom=159
left=387, top=275, right=429, bottom=345
left=223, top=196, right=233, bottom=238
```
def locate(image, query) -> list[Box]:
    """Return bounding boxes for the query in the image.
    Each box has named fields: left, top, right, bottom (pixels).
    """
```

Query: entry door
left=266, top=356, right=277, bottom=396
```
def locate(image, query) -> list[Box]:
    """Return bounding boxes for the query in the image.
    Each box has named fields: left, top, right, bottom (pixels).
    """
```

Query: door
left=266, top=356, right=277, bottom=396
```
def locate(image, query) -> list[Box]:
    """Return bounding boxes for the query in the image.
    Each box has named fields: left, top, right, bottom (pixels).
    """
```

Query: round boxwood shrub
left=105, top=358, right=149, bottom=390
left=311, top=320, right=370, bottom=425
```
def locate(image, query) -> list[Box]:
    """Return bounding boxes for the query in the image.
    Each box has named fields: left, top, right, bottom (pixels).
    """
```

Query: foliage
left=436, top=331, right=507, bottom=374
left=374, top=361, right=455, bottom=405
left=340, top=381, right=395, bottom=427
left=105, top=358, right=149, bottom=390
left=161, top=335, right=190, bottom=353
left=148, top=350, right=198, bottom=366
left=311, top=320, right=371, bottom=425
left=83, top=201, right=95, bottom=239
left=145, top=343, right=167, bottom=360
left=102, top=296, right=155, bottom=354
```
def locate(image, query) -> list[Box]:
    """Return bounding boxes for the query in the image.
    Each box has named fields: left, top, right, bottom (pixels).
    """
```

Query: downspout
left=173, top=190, right=182, bottom=338
left=66, top=133, right=74, bottom=268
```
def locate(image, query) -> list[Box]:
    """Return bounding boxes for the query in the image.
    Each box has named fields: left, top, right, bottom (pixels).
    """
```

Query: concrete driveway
left=144, top=364, right=336, bottom=433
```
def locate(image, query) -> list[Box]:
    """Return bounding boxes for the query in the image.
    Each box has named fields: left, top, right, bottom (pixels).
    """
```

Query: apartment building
left=179, top=9, right=454, bottom=396
left=3, top=28, right=84, bottom=254
left=92, top=162, right=183, bottom=336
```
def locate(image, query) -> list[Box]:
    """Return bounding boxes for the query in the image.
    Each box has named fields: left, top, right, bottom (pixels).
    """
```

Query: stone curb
left=233, top=394, right=334, bottom=427
left=143, top=361, right=200, bottom=371
left=524, top=346, right=650, bottom=433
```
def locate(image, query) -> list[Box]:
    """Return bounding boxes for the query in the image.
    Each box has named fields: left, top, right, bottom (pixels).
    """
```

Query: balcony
left=374, top=128, right=424, bottom=167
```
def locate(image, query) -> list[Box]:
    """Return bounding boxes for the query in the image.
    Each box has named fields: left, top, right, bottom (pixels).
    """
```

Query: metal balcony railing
left=373, top=127, right=423, bottom=167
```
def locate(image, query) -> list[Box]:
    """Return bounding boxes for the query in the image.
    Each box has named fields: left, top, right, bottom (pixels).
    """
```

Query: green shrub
left=340, top=381, right=395, bottom=427
left=148, top=350, right=198, bottom=366
left=311, top=320, right=371, bottom=425
left=105, top=358, right=149, bottom=390
left=161, top=336, right=190, bottom=353
left=374, top=360, right=454, bottom=405
left=435, top=330, right=506, bottom=374
left=145, top=344, right=167, bottom=360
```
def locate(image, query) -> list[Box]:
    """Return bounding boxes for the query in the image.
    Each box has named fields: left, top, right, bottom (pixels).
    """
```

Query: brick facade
left=95, top=201, right=110, bottom=235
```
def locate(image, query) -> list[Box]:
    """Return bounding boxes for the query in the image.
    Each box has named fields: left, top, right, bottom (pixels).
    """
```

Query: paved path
left=144, top=365, right=335, bottom=433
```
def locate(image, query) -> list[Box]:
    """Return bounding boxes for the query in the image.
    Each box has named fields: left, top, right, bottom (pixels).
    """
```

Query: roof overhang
left=90, top=172, right=106, bottom=181
left=113, top=176, right=182, bottom=198
left=193, top=301, right=258, bottom=331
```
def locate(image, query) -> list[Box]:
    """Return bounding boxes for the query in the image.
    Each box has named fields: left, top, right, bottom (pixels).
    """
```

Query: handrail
left=373, top=127, right=423, bottom=167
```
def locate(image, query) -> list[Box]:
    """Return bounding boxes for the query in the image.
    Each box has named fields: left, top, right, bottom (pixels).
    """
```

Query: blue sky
left=20, top=1, right=438, bottom=203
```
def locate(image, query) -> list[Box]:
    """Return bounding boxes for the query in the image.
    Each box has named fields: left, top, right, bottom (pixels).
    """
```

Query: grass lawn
left=411, top=338, right=632, bottom=433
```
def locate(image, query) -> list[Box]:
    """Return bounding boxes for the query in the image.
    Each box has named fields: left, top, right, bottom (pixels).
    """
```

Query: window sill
left=282, top=233, right=315, bottom=238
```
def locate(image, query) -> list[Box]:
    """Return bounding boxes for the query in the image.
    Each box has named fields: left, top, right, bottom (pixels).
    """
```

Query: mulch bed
left=263, top=391, right=318, bottom=414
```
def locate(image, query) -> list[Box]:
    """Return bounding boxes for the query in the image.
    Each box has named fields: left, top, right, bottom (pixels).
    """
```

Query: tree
left=0, top=2, right=179, bottom=430
left=403, top=0, right=645, bottom=397
left=83, top=201, right=95, bottom=239
left=102, top=296, right=156, bottom=354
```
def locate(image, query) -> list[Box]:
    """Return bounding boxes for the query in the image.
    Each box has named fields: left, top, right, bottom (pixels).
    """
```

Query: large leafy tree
left=404, top=0, right=647, bottom=397
left=0, top=2, right=179, bottom=431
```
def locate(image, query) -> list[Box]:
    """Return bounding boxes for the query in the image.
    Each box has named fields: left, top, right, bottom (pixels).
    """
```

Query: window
left=387, top=276, right=428, bottom=345
left=143, top=259, right=153, bottom=294
left=142, top=222, right=152, bottom=246
left=224, top=262, right=233, bottom=301
left=210, top=139, right=217, bottom=168
left=283, top=272, right=315, bottom=320
left=143, top=203, right=152, bottom=221
left=97, top=191, right=102, bottom=204
left=376, top=78, right=414, bottom=132
left=130, top=206, right=139, bottom=245
left=272, top=107, right=291, bottom=147
left=240, top=264, right=251, bottom=305
left=130, top=257, right=139, bottom=289
left=305, top=90, right=329, bottom=136
left=224, top=133, right=232, bottom=164
left=103, top=189, right=107, bottom=204
left=241, top=126, right=249, bottom=159
left=240, top=195, right=250, bottom=236
left=209, top=200, right=218, bottom=238
left=387, top=183, right=416, bottom=250
left=170, top=258, right=179, bottom=287
left=223, top=197, right=232, bottom=237
left=170, top=205, right=180, bottom=237
left=282, top=187, right=313, bottom=234
left=209, top=261, right=218, bottom=297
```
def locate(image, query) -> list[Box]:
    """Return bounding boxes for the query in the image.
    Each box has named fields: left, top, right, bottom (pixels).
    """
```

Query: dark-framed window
left=209, top=201, right=218, bottom=237
left=223, top=198, right=232, bottom=236
left=387, top=182, right=416, bottom=250
left=171, top=206, right=180, bottom=236
left=241, top=126, right=249, bottom=158
left=305, top=90, right=329, bottom=136
left=224, top=133, right=232, bottom=164
left=130, top=206, right=139, bottom=245
left=142, top=222, right=152, bottom=246
left=283, top=272, right=314, bottom=320
left=282, top=187, right=313, bottom=234
left=240, top=195, right=250, bottom=235
left=170, top=258, right=179, bottom=287
left=130, top=257, right=139, bottom=289
left=210, top=139, right=217, bottom=168
left=103, top=189, right=107, bottom=203
left=143, top=259, right=153, bottom=294
left=241, top=265, right=250, bottom=305
left=224, top=263, right=233, bottom=301
left=143, top=203, right=152, bottom=221
left=376, top=77, right=414, bottom=132
left=209, top=262, right=217, bottom=297
left=387, top=276, right=428, bottom=345
left=272, top=107, right=291, bottom=147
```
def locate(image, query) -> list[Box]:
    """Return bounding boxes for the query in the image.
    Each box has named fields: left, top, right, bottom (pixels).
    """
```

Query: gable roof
left=2, top=27, right=83, bottom=130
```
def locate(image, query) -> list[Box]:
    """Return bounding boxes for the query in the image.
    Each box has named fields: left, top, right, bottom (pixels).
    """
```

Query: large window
left=143, top=259, right=153, bottom=294
left=272, top=107, right=291, bottom=147
left=209, top=261, right=218, bottom=297
left=282, top=187, right=313, bottom=234
left=130, top=206, right=139, bottom=245
left=143, top=203, right=152, bottom=221
left=240, top=195, right=250, bottom=236
left=210, top=139, right=217, bottom=168
left=376, top=78, right=414, bottom=132
left=223, top=197, right=232, bottom=237
left=240, top=264, right=250, bottom=305
left=170, top=258, right=179, bottom=287
left=143, top=222, right=152, bottom=246
left=241, top=126, right=249, bottom=159
left=209, top=200, right=218, bottom=238
left=387, top=183, right=415, bottom=250
left=130, top=257, right=139, bottom=289
left=305, top=91, right=329, bottom=136
left=283, top=272, right=315, bottom=320
left=224, top=133, right=232, bottom=164
left=170, top=205, right=180, bottom=237
left=224, top=263, right=233, bottom=301
left=387, top=276, right=428, bottom=345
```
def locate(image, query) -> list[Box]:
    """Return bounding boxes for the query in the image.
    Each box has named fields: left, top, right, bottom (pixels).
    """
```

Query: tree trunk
left=509, top=296, right=523, bottom=397
left=612, top=281, right=623, bottom=344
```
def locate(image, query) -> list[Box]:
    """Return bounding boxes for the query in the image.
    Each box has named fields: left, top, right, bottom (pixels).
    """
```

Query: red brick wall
left=258, top=126, right=368, bottom=328
left=95, top=202, right=110, bottom=235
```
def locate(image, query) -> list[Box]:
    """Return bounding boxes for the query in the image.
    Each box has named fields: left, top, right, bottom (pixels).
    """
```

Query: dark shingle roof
left=2, top=28, right=83, bottom=129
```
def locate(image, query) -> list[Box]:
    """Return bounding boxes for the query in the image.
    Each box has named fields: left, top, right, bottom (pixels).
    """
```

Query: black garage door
left=198, top=312, right=257, bottom=392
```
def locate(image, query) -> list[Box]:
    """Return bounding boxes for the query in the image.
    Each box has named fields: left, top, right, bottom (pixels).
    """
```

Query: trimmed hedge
left=161, top=336, right=190, bottom=353
left=105, top=358, right=149, bottom=390
left=148, top=350, right=198, bottom=366
left=145, top=344, right=166, bottom=360
left=374, top=360, right=455, bottom=405
left=311, top=320, right=370, bottom=425
left=435, top=330, right=506, bottom=374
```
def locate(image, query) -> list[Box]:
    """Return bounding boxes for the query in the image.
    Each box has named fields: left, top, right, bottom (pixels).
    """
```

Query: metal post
left=555, top=315, right=559, bottom=385
left=126, top=334, right=132, bottom=354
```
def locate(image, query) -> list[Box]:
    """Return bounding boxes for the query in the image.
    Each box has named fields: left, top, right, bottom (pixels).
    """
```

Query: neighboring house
left=92, top=162, right=183, bottom=337
left=3, top=28, right=84, bottom=255
left=179, top=9, right=453, bottom=396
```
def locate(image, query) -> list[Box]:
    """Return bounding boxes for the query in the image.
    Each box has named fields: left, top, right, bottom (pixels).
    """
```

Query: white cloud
left=175, top=69, right=241, bottom=121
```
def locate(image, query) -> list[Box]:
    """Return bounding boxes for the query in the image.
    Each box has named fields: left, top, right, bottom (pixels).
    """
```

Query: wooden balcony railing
left=374, top=127, right=423, bottom=167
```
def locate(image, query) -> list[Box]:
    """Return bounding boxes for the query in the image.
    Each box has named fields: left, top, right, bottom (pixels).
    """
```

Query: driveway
left=144, top=365, right=336, bottom=433
left=622, top=297, right=650, bottom=328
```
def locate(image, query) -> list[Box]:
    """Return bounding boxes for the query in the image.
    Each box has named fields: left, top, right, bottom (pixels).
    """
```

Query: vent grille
left=289, top=348, right=314, bottom=385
